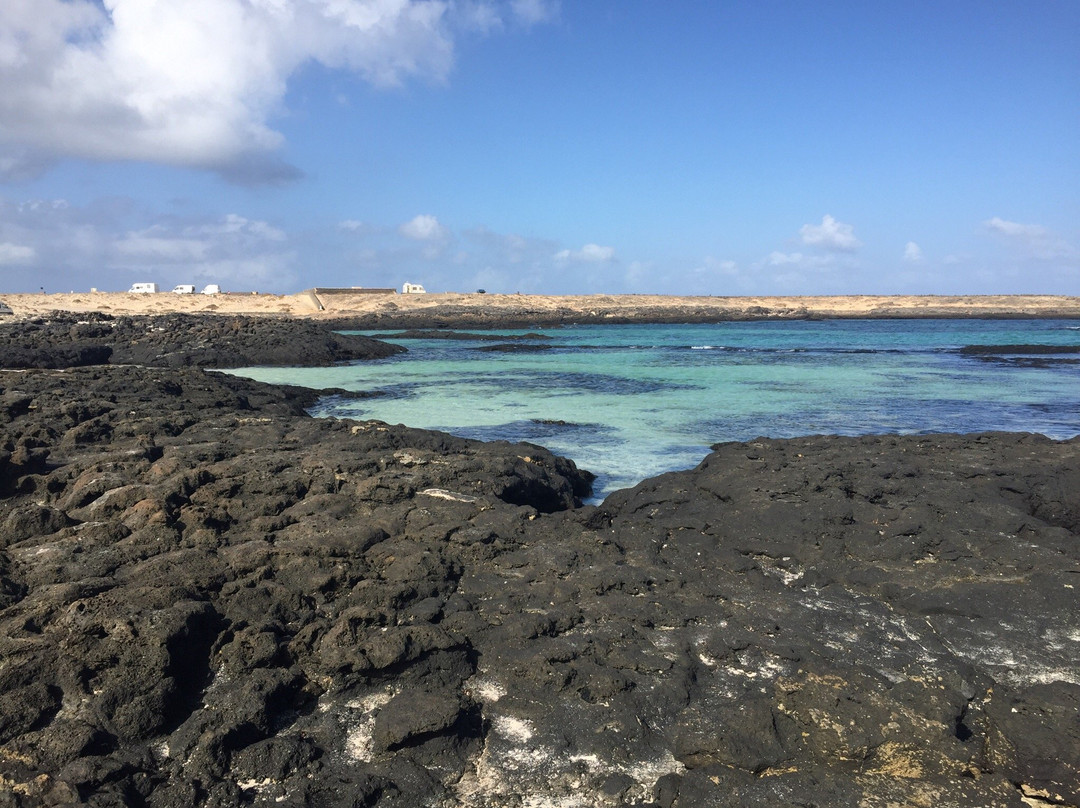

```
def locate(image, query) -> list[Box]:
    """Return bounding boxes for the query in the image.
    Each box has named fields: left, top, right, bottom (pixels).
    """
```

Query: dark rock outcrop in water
left=957, top=343, right=1080, bottom=368
left=474, top=343, right=553, bottom=353
left=370, top=330, right=552, bottom=342
left=0, top=313, right=403, bottom=368
left=1, top=321, right=1078, bottom=807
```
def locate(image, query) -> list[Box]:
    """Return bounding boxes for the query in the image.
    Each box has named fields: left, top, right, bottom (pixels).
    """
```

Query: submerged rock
left=0, top=355, right=1077, bottom=806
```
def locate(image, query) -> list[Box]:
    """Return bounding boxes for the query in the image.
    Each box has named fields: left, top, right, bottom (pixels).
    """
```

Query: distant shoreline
left=3, top=291, right=1080, bottom=325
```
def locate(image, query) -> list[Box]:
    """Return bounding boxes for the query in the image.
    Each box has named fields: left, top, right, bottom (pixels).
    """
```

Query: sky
left=0, top=0, right=1078, bottom=296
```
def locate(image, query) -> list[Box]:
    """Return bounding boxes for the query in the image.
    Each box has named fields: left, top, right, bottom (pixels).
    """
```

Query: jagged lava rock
left=0, top=356, right=1077, bottom=806
left=0, top=312, right=403, bottom=368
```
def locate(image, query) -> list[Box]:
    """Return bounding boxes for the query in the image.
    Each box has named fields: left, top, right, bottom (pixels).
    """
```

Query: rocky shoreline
left=0, top=313, right=403, bottom=369
left=1, top=315, right=1078, bottom=807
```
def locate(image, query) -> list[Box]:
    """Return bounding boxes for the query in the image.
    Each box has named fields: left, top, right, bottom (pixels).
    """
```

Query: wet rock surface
left=0, top=313, right=403, bottom=369
left=1, top=321, right=1078, bottom=807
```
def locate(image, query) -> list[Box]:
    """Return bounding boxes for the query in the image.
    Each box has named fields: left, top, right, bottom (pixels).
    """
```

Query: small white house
left=128, top=283, right=158, bottom=294
left=402, top=282, right=426, bottom=294
left=172, top=284, right=196, bottom=294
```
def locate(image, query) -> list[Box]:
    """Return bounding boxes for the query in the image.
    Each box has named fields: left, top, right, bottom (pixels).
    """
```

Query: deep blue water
left=228, top=320, right=1080, bottom=498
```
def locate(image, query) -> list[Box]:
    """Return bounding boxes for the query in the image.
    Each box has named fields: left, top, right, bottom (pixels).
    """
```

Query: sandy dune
left=3, top=290, right=1080, bottom=320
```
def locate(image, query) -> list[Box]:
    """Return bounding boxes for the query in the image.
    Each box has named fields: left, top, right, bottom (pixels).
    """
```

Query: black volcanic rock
left=474, top=343, right=553, bottom=352
left=328, top=305, right=814, bottom=329
left=0, top=313, right=404, bottom=368
left=0, top=332, right=1078, bottom=806
left=0, top=364, right=592, bottom=807
left=1, top=343, right=113, bottom=369
left=958, top=343, right=1080, bottom=354
left=370, top=329, right=551, bottom=341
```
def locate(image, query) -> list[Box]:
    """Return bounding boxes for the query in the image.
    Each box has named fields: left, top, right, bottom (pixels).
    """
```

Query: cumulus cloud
left=903, top=241, right=923, bottom=262
left=554, top=243, right=616, bottom=263
left=0, top=0, right=556, bottom=182
left=799, top=215, right=861, bottom=251
left=399, top=214, right=448, bottom=241
left=984, top=217, right=1077, bottom=261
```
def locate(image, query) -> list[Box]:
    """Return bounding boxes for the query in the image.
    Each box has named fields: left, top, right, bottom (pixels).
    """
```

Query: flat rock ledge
left=1, top=366, right=1078, bottom=806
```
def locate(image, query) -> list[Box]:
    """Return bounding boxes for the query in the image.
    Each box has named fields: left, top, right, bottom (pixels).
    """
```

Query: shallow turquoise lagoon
left=228, top=320, right=1080, bottom=499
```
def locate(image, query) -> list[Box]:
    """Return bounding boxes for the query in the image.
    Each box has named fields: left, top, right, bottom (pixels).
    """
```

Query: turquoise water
left=228, top=320, right=1080, bottom=498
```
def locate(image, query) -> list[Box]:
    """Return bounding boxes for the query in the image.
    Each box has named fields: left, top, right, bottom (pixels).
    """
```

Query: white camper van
left=128, top=283, right=158, bottom=294
left=201, top=284, right=221, bottom=295
left=172, top=285, right=196, bottom=294
left=402, top=282, right=426, bottom=294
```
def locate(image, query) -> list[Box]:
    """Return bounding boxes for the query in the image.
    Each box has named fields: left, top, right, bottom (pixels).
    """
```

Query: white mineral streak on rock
left=394, top=450, right=426, bottom=466
left=453, top=708, right=683, bottom=807
left=493, top=715, right=534, bottom=744
left=420, top=487, right=479, bottom=503
left=469, top=677, right=506, bottom=703
left=342, top=687, right=397, bottom=763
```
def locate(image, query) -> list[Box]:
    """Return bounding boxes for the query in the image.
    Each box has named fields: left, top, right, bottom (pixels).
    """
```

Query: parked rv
left=172, top=285, right=196, bottom=294
left=128, top=283, right=158, bottom=294
left=201, top=284, right=221, bottom=295
left=402, top=283, right=426, bottom=294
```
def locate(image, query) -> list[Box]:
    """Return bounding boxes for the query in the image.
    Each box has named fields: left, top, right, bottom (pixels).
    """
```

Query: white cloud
left=903, top=241, right=923, bottom=262
left=111, top=216, right=287, bottom=266
left=555, top=243, right=616, bottom=263
left=114, top=232, right=210, bottom=262
left=207, top=214, right=286, bottom=242
left=984, top=216, right=1077, bottom=261
left=0, top=196, right=299, bottom=290
left=766, top=251, right=843, bottom=268
left=799, top=215, right=861, bottom=251
left=767, top=251, right=803, bottom=266
left=339, top=219, right=374, bottom=233
left=0, top=242, right=35, bottom=264
left=399, top=214, right=448, bottom=241
left=510, top=0, right=559, bottom=26
left=109, top=214, right=295, bottom=286
left=0, top=0, right=554, bottom=182
left=984, top=217, right=1046, bottom=239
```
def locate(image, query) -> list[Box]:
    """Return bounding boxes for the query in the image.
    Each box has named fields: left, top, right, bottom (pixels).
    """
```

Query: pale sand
left=3, top=290, right=1080, bottom=320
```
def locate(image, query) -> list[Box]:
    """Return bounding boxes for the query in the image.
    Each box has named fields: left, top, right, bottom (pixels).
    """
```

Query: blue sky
left=1, top=0, right=1077, bottom=295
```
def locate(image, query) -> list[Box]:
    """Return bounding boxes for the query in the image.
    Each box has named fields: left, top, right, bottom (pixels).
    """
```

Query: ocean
left=228, top=319, right=1080, bottom=499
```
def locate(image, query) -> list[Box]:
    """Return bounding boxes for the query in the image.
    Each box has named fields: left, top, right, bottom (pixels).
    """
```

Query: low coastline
left=4, top=290, right=1080, bottom=324
left=1, top=309, right=1078, bottom=806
